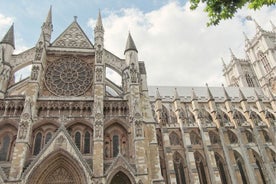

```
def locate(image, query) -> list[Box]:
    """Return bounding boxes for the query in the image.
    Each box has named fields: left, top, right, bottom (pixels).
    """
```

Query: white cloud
left=88, top=2, right=276, bottom=87
left=0, top=14, right=13, bottom=38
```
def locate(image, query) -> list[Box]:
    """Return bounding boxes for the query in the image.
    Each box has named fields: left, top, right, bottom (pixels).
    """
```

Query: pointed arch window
left=234, top=151, right=248, bottom=184
left=75, top=132, right=81, bottom=150
left=84, top=131, right=91, bottom=154
left=190, top=131, right=202, bottom=145
left=215, top=153, right=228, bottom=184
left=245, top=130, right=254, bottom=143
left=0, top=135, right=11, bottom=161
left=33, top=132, right=42, bottom=155
left=253, top=152, right=266, bottom=184
left=209, top=131, right=220, bottom=144
left=45, top=132, right=52, bottom=144
left=227, top=130, right=238, bottom=144
left=113, top=135, right=119, bottom=157
left=259, top=52, right=271, bottom=73
left=173, top=152, right=187, bottom=184
left=169, top=132, right=181, bottom=146
left=195, top=152, right=208, bottom=184
left=245, top=73, right=254, bottom=87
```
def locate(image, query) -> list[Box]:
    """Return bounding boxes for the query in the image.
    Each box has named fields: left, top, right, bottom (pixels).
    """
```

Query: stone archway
left=110, top=171, right=132, bottom=184
left=26, top=150, right=87, bottom=184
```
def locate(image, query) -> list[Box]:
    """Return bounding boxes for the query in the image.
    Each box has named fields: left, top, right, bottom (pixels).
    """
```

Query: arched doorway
left=110, top=171, right=132, bottom=184
left=26, top=151, right=87, bottom=184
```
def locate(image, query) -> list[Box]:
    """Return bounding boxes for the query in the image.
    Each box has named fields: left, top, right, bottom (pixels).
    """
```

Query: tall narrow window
left=173, top=152, right=187, bottom=184
left=259, top=52, right=271, bottom=73
left=253, top=153, right=266, bottom=184
left=75, top=132, right=81, bottom=151
left=84, top=131, right=91, bottom=154
left=0, top=135, right=11, bottom=161
left=113, top=135, right=119, bottom=157
left=245, top=74, right=254, bottom=87
left=215, top=154, right=228, bottom=184
left=234, top=152, right=248, bottom=184
left=33, top=132, right=42, bottom=155
left=195, top=152, right=208, bottom=184
left=45, top=132, right=52, bottom=144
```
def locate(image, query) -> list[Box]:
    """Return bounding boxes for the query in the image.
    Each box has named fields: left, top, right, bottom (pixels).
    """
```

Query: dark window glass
left=45, top=132, right=52, bottom=144
left=0, top=135, right=10, bottom=161
left=75, top=132, right=81, bottom=151
left=84, top=131, right=90, bottom=154
left=113, top=135, right=119, bottom=157
left=33, top=132, right=42, bottom=155
left=215, top=154, right=228, bottom=184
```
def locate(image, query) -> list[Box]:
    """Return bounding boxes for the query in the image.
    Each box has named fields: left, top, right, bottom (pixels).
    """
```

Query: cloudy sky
left=0, top=0, right=275, bottom=86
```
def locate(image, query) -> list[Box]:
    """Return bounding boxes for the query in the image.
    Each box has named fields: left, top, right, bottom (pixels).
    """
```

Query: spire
left=173, top=88, right=180, bottom=101
left=124, top=32, right=138, bottom=54
left=238, top=88, right=246, bottom=101
left=95, top=10, right=104, bottom=32
left=0, top=24, right=15, bottom=48
left=243, top=32, right=251, bottom=47
left=206, top=83, right=214, bottom=101
left=222, top=84, right=231, bottom=101
left=221, top=57, right=226, bottom=69
left=229, top=48, right=237, bottom=60
left=253, top=19, right=263, bottom=33
left=45, top=6, right=52, bottom=24
left=156, top=88, right=161, bottom=100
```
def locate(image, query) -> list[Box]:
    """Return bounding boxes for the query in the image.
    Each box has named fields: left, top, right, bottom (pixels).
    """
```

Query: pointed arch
left=234, top=150, right=249, bottom=184
left=227, top=129, right=238, bottom=144
left=209, top=131, right=221, bottom=144
left=214, top=152, right=229, bottom=184
left=173, top=151, right=189, bottom=184
left=233, top=109, right=247, bottom=126
left=251, top=149, right=267, bottom=184
left=190, top=130, right=202, bottom=145
left=106, top=166, right=136, bottom=184
left=245, top=130, right=254, bottom=143
left=169, top=131, right=181, bottom=146
left=26, top=150, right=88, bottom=184
left=181, top=105, right=196, bottom=126
left=194, top=151, right=210, bottom=184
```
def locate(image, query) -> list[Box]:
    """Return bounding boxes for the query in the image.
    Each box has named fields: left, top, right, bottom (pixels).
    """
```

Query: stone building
left=0, top=8, right=275, bottom=184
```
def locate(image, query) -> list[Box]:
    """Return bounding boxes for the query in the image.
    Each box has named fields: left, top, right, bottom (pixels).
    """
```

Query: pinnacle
left=45, top=6, right=52, bottom=23
left=229, top=48, right=237, bottom=60
left=95, top=9, right=104, bottom=32
left=206, top=83, right=214, bottom=101
left=156, top=88, right=161, bottom=100
left=124, top=32, right=138, bottom=54
left=0, top=24, right=15, bottom=48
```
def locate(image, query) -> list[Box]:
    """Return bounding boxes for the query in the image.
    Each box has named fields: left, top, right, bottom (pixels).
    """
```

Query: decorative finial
left=74, top=16, right=78, bottom=22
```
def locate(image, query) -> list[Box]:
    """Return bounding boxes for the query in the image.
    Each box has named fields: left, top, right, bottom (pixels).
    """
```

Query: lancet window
left=190, top=131, right=202, bottom=145
left=33, top=132, right=42, bottom=155
left=234, top=151, right=248, bottom=184
left=245, top=73, right=254, bottom=87
left=0, top=134, right=11, bottom=161
left=169, top=131, right=181, bottom=146
left=252, top=151, right=266, bottom=184
left=173, top=152, right=188, bottom=184
left=227, top=130, right=238, bottom=144
left=215, top=153, right=228, bottom=184
left=209, top=131, right=221, bottom=144
left=258, top=52, right=271, bottom=73
left=194, top=152, right=209, bottom=184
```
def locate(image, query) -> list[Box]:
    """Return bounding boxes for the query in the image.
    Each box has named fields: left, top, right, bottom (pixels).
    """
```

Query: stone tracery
left=45, top=56, right=93, bottom=96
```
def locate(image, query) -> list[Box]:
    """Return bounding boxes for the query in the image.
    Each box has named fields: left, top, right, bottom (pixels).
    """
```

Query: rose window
left=45, top=57, right=93, bottom=96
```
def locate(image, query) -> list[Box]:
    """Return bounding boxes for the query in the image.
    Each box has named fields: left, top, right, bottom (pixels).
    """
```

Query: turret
left=124, top=32, right=139, bottom=83
left=0, top=24, right=15, bottom=62
left=0, top=24, right=14, bottom=98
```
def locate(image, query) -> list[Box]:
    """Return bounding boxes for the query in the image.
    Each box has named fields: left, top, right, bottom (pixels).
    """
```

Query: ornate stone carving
left=45, top=56, right=93, bottom=96
left=95, top=67, right=103, bottom=82
left=130, top=63, right=137, bottom=83
left=18, top=121, right=28, bottom=139
left=31, top=65, right=39, bottom=80
left=135, top=121, right=143, bottom=137
left=95, top=120, right=103, bottom=138
left=34, top=41, right=43, bottom=60
left=56, top=135, right=65, bottom=145
left=44, top=167, right=74, bottom=184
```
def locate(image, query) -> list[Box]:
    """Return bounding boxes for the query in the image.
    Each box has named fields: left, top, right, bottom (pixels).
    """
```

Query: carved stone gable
left=52, top=21, right=93, bottom=49
left=44, top=167, right=74, bottom=184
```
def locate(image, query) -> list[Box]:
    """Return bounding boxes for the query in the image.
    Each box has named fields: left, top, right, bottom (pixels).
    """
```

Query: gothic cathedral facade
left=0, top=8, right=275, bottom=184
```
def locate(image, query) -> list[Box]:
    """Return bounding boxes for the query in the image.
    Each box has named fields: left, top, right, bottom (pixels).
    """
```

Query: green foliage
left=190, top=0, right=276, bottom=26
